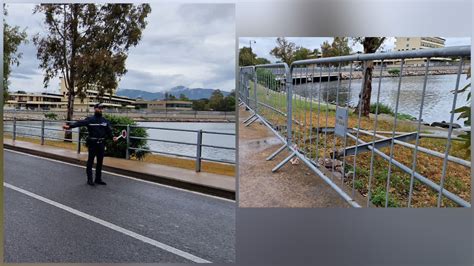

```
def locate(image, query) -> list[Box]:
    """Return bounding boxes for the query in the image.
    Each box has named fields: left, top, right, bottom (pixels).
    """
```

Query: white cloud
left=5, top=3, right=235, bottom=93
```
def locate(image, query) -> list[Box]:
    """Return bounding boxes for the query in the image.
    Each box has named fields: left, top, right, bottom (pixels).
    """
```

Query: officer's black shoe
left=87, top=179, right=95, bottom=186
left=95, top=179, right=107, bottom=185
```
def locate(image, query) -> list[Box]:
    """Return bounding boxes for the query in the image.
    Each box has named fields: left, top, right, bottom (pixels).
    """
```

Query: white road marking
left=4, top=182, right=211, bottom=263
left=4, top=149, right=235, bottom=203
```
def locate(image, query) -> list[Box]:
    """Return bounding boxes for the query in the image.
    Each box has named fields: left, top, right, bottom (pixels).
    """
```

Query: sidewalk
left=238, top=106, right=365, bottom=207
left=4, top=139, right=235, bottom=200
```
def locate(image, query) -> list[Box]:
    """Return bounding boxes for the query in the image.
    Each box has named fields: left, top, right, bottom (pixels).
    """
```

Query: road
left=4, top=149, right=235, bottom=263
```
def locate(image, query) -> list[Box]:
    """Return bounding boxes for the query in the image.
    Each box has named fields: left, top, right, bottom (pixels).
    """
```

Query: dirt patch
left=238, top=106, right=359, bottom=208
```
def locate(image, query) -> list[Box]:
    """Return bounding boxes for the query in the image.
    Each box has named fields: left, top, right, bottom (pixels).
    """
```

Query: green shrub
left=388, top=68, right=400, bottom=75
left=44, top=112, right=58, bottom=120
left=370, top=103, right=393, bottom=115
left=354, top=179, right=364, bottom=190
left=370, top=103, right=416, bottom=120
left=397, top=113, right=417, bottom=121
left=80, top=114, right=150, bottom=160
left=370, top=187, right=400, bottom=207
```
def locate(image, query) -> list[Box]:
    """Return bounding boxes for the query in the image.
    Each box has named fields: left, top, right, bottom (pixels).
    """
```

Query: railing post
left=195, top=129, right=203, bottom=172
left=286, top=65, right=293, bottom=145
left=41, top=119, right=45, bottom=145
left=126, top=124, right=130, bottom=159
left=77, top=127, right=81, bottom=154
left=13, top=117, right=17, bottom=141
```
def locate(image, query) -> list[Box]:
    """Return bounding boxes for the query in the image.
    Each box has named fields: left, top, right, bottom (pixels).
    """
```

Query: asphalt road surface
left=4, top=149, right=235, bottom=263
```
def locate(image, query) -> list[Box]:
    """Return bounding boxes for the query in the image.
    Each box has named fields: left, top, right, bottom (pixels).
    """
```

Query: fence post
left=285, top=64, right=293, bottom=146
left=13, top=117, right=17, bottom=141
left=41, top=119, right=45, bottom=145
left=195, top=130, right=203, bottom=172
left=77, top=127, right=81, bottom=154
left=126, top=124, right=130, bottom=159
left=253, top=67, right=258, bottom=114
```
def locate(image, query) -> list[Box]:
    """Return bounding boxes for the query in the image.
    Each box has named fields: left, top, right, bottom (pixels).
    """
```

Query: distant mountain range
left=117, top=86, right=230, bottom=100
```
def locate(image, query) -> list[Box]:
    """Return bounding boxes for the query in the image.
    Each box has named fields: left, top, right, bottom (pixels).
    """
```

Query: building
left=395, top=37, right=445, bottom=51
left=134, top=99, right=165, bottom=111
left=134, top=99, right=193, bottom=111
left=373, top=37, right=451, bottom=67
left=6, top=77, right=193, bottom=112
left=5, top=92, right=66, bottom=110
left=59, top=77, right=136, bottom=112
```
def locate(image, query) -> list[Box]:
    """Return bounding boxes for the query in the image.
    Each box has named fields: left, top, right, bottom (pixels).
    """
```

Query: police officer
left=63, top=103, right=118, bottom=186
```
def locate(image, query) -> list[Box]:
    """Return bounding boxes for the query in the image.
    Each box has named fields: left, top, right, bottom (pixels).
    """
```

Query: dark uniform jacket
left=69, top=114, right=113, bottom=141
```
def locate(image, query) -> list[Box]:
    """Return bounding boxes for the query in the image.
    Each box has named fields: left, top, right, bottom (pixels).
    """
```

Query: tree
left=209, top=89, right=225, bottom=110
left=320, top=37, right=351, bottom=66
left=352, top=37, right=386, bottom=116
left=192, top=98, right=209, bottom=111
left=3, top=5, right=28, bottom=103
left=33, top=4, right=151, bottom=139
left=239, top=47, right=257, bottom=66
left=223, top=94, right=235, bottom=111
left=293, top=47, right=319, bottom=62
left=255, top=57, right=270, bottom=65
left=270, top=37, right=296, bottom=65
left=239, top=46, right=271, bottom=66
left=179, top=93, right=189, bottom=101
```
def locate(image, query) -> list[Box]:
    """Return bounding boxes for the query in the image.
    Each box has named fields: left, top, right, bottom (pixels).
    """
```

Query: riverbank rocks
left=430, top=121, right=461, bottom=129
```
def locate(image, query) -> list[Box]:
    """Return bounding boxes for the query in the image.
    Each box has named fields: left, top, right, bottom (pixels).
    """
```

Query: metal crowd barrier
left=239, top=45, right=471, bottom=208
left=4, top=119, right=236, bottom=172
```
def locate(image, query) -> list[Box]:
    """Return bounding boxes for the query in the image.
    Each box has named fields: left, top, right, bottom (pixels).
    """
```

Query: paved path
left=4, top=150, right=235, bottom=263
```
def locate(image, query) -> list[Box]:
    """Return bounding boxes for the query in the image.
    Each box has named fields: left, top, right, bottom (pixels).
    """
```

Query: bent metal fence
left=4, top=119, right=236, bottom=172
left=238, top=45, right=471, bottom=208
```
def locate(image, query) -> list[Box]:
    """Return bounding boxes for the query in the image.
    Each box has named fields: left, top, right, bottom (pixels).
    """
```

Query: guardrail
left=4, top=119, right=236, bottom=172
left=239, top=45, right=471, bottom=208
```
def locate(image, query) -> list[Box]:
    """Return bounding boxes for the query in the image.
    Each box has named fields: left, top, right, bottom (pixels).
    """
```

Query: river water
left=4, top=121, right=236, bottom=163
left=292, top=74, right=470, bottom=125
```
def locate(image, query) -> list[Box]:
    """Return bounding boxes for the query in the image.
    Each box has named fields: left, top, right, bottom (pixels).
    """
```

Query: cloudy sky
left=239, top=37, right=471, bottom=63
left=5, top=3, right=235, bottom=93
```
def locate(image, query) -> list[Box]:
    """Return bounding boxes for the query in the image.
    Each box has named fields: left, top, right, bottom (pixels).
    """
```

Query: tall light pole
left=249, top=40, right=256, bottom=50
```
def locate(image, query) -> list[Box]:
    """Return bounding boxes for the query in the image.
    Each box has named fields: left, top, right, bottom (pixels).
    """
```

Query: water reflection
left=293, top=74, right=469, bottom=125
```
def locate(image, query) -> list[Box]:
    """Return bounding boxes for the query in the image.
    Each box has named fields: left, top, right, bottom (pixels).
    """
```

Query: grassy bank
left=250, top=83, right=470, bottom=207
left=4, top=134, right=235, bottom=177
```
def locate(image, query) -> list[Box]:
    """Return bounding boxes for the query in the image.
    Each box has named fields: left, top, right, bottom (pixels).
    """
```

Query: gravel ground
left=238, top=106, right=359, bottom=208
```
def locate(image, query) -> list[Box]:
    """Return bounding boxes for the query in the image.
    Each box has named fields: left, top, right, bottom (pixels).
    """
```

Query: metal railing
left=3, top=109, right=235, bottom=118
left=239, top=45, right=471, bottom=208
left=4, top=119, right=236, bottom=172
left=4, top=119, right=86, bottom=154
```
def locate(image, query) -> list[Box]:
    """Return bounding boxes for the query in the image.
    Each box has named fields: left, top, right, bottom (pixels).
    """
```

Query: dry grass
left=4, top=134, right=235, bottom=177
left=4, top=133, right=85, bottom=151
left=139, top=155, right=235, bottom=176
left=254, top=86, right=471, bottom=207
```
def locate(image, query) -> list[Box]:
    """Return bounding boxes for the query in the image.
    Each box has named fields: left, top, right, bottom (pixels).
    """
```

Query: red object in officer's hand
left=115, top=129, right=127, bottom=141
